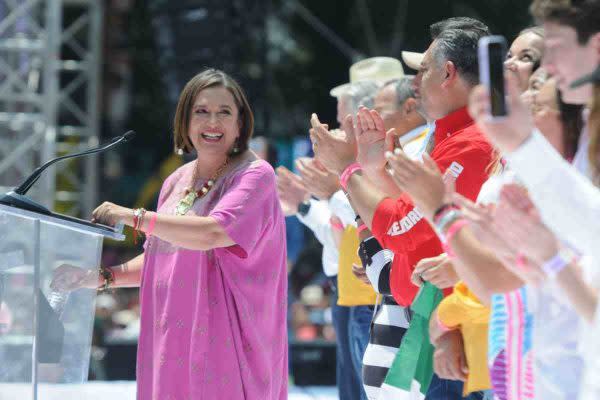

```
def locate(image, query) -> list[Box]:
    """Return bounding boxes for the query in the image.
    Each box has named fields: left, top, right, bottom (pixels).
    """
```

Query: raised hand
left=276, top=166, right=309, bottom=216
left=494, top=184, right=560, bottom=267
left=295, top=157, right=341, bottom=200
left=468, top=72, right=534, bottom=153
left=354, top=107, right=398, bottom=174
left=453, top=193, right=516, bottom=264
left=309, top=113, right=357, bottom=175
left=384, top=150, right=446, bottom=219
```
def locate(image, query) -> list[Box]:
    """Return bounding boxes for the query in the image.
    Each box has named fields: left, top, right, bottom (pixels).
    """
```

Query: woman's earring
left=176, top=148, right=184, bottom=155
left=232, top=140, right=240, bottom=154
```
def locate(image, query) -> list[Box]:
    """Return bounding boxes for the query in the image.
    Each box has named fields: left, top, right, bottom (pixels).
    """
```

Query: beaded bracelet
left=132, top=208, right=146, bottom=244
left=98, top=266, right=115, bottom=292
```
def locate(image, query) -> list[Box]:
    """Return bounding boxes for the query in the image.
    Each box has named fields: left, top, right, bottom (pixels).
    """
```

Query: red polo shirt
left=371, top=106, right=494, bottom=307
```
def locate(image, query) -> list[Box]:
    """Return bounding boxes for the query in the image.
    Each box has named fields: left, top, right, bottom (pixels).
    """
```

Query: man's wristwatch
left=297, top=200, right=311, bottom=217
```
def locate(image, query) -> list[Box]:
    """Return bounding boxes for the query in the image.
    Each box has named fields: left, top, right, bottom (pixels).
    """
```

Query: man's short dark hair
left=432, top=28, right=480, bottom=86
left=530, top=0, right=600, bottom=44
left=430, top=17, right=490, bottom=40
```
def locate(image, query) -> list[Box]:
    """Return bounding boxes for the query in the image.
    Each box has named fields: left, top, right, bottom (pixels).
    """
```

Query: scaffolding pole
left=0, top=0, right=102, bottom=217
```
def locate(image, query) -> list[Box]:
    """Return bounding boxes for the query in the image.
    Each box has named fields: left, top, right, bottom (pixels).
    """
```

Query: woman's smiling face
left=188, top=86, right=240, bottom=156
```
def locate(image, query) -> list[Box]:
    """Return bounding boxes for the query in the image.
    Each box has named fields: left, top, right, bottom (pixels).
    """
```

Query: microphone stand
left=0, top=130, right=135, bottom=217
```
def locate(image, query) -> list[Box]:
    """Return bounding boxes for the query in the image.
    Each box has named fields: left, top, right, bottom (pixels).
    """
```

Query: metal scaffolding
left=0, top=0, right=102, bottom=217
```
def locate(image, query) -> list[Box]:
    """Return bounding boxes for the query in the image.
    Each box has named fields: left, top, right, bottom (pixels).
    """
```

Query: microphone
left=0, top=130, right=135, bottom=214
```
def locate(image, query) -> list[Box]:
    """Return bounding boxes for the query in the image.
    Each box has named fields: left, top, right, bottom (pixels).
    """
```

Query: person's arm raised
left=309, top=111, right=389, bottom=229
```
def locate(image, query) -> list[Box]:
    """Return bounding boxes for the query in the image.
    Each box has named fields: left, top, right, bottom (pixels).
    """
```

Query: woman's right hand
left=50, top=264, right=100, bottom=291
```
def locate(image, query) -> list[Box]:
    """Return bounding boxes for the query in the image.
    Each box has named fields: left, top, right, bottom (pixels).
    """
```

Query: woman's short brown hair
left=173, top=68, right=254, bottom=154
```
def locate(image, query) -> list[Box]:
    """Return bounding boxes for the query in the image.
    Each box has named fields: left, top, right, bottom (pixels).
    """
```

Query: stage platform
left=0, top=381, right=338, bottom=400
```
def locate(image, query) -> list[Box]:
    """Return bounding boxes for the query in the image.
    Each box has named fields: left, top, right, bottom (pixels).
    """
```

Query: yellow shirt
left=436, top=281, right=491, bottom=394
left=337, top=225, right=378, bottom=306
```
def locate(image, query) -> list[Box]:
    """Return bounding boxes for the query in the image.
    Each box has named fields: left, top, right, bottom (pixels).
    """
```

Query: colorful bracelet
left=357, top=224, right=368, bottom=234
left=340, top=162, right=362, bottom=191
left=444, top=219, right=469, bottom=244
left=132, top=208, right=146, bottom=244
left=433, top=203, right=459, bottom=225
left=435, top=209, right=463, bottom=237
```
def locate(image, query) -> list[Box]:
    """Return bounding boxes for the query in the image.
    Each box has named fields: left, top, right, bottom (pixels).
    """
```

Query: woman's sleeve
left=437, top=282, right=488, bottom=328
left=358, top=236, right=394, bottom=295
left=209, top=161, right=277, bottom=259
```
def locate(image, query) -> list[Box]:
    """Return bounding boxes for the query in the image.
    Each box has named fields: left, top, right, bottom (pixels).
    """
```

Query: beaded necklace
left=175, top=158, right=228, bottom=216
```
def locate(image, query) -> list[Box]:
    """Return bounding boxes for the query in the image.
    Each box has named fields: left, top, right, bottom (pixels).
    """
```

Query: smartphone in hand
left=478, top=36, right=508, bottom=118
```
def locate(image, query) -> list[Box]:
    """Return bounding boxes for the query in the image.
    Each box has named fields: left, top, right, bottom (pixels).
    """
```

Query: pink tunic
left=137, top=158, right=288, bottom=400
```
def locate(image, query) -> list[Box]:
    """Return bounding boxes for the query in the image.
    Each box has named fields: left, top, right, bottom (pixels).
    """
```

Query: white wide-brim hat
left=330, top=57, right=405, bottom=98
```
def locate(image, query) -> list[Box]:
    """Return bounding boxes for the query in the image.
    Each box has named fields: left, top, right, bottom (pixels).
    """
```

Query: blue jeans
left=330, top=279, right=362, bottom=400
left=426, top=374, right=485, bottom=399
left=349, top=305, right=373, bottom=400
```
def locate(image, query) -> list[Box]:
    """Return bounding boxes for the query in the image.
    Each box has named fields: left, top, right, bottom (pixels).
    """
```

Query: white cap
left=401, top=51, right=424, bottom=71
left=330, top=57, right=405, bottom=98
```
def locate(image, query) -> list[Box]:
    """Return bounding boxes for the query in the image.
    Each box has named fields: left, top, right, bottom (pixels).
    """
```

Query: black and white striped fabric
left=358, top=237, right=412, bottom=400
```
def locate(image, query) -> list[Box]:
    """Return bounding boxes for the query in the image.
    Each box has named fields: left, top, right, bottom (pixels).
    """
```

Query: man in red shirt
left=311, top=23, right=494, bottom=400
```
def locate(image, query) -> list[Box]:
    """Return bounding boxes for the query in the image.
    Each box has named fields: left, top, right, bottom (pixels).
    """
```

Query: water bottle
left=48, top=290, right=69, bottom=319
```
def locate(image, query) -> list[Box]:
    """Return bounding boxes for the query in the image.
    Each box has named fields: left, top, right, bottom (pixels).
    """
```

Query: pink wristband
left=340, top=162, right=362, bottom=191
left=144, top=212, right=158, bottom=236
left=330, top=219, right=344, bottom=231
left=444, top=219, right=469, bottom=245
left=516, top=253, right=527, bottom=270
left=357, top=224, right=368, bottom=234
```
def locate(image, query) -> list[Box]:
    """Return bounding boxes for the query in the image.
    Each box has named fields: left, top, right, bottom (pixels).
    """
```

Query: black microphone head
left=123, top=130, right=136, bottom=142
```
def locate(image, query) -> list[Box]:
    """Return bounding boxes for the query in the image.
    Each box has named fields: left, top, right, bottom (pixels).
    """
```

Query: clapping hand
left=295, top=157, right=341, bottom=200
left=490, top=184, right=561, bottom=284
left=354, top=107, right=399, bottom=174
left=453, top=193, right=517, bottom=265
left=384, top=150, right=447, bottom=220
left=309, top=113, right=357, bottom=175
left=276, top=166, right=310, bottom=216
left=468, top=72, right=534, bottom=153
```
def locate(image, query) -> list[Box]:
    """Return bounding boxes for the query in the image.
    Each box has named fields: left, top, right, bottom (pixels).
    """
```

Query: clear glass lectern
left=0, top=204, right=124, bottom=399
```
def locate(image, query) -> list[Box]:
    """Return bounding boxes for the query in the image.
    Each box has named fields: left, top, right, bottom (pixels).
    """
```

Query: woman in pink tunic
left=52, top=69, right=288, bottom=399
